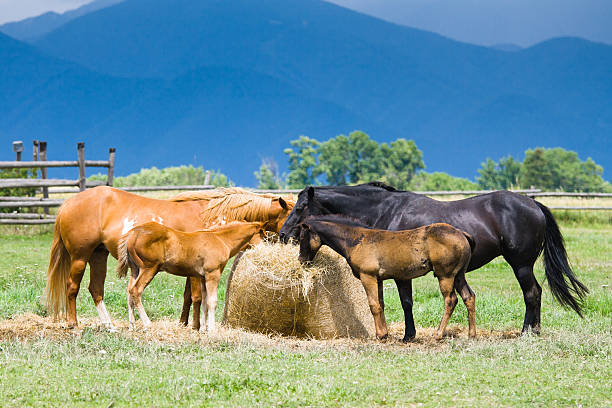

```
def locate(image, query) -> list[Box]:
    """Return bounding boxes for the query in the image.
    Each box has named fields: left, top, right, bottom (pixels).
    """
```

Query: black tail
left=536, top=201, right=589, bottom=316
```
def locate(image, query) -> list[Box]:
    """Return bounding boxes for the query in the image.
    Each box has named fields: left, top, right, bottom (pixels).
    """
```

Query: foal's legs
left=360, top=272, right=389, bottom=339
left=127, top=266, right=160, bottom=328
left=436, top=275, right=458, bottom=340
left=127, top=268, right=138, bottom=330
left=179, top=277, right=192, bottom=326
left=204, top=268, right=222, bottom=333
left=89, top=247, right=116, bottom=331
left=190, top=277, right=203, bottom=331
left=395, top=279, right=416, bottom=342
left=453, top=270, right=476, bottom=338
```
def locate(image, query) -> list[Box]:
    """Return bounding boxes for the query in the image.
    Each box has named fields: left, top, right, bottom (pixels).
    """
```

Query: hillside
left=1, top=0, right=610, bottom=184
left=0, top=0, right=123, bottom=41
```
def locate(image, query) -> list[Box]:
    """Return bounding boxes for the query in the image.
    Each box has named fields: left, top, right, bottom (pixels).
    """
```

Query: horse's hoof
left=401, top=334, right=416, bottom=343
left=521, top=325, right=540, bottom=336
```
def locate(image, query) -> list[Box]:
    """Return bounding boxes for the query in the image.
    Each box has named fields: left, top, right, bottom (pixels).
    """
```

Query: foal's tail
left=462, top=231, right=475, bottom=253
left=45, top=208, right=71, bottom=319
left=536, top=201, right=589, bottom=316
left=116, top=232, right=132, bottom=279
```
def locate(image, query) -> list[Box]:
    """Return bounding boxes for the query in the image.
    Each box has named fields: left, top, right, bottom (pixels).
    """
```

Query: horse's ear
left=307, top=186, right=315, bottom=200
left=278, top=197, right=288, bottom=210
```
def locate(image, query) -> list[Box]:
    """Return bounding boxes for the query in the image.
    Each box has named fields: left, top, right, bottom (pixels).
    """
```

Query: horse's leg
left=394, top=279, right=416, bottom=342
left=88, top=247, right=116, bottom=331
left=190, top=277, right=203, bottom=331
left=453, top=270, right=476, bottom=338
left=66, top=258, right=87, bottom=327
left=510, top=263, right=542, bottom=334
left=435, top=275, right=458, bottom=340
left=360, top=273, right=388, bottom=340
left=128, top=266, right=159, bottom=329
left=204, top=268, right=222, bottom=333
left=179, top=278, right=192, bottom=327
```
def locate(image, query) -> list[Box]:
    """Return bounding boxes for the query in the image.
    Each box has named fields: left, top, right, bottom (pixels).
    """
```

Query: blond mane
left=169, top=188, right=276, bottom=224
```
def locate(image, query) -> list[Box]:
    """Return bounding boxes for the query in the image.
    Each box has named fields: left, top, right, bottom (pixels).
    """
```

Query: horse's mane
left=361, top=181, right=397, bottom=191
left=168, top=188, right=284, bottom=224
left=305, top=214, right=370, bottom=229
left=169, top=187, right=282, bottom=202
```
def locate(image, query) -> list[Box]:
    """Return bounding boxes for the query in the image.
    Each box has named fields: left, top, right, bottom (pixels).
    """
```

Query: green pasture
left=0, top=221, right=610, bottom=407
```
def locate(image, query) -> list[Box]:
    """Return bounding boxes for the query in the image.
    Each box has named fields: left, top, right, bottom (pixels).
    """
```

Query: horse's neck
left=313, top=222, right=354, bottom=260
left=214, top=226, right=257, bottom=257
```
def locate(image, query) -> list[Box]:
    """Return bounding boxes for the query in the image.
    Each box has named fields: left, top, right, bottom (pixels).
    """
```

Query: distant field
left=0, top=219, right=610, bottom=407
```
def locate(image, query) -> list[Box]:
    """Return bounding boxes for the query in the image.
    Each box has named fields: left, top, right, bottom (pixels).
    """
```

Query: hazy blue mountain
left=0, top=32, right=381, bottom=183
left=327, top=0, right=612, bottom=47
left=490, top=44, right=523, bottom=52
left=0, top=0, right=123, bottom=41
left=1, top=0, right=611, bottom=184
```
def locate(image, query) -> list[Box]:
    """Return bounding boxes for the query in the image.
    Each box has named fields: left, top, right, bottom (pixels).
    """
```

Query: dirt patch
left=0, top=313, right=521, bottom=352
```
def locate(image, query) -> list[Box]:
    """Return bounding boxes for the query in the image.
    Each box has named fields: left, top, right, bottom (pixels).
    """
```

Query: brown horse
left=298, top=216, right=476, bottom=340
left=117, top=221, right=265, bottom=331
left=46, top=186, right=292, bottom=330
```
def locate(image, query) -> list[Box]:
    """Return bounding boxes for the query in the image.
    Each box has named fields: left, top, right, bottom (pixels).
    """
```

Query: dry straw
left=223, top=241, right=376, bottom=339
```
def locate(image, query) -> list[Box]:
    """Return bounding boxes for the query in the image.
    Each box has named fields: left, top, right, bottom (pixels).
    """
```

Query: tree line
left=256, top=131, right=612, bottom=192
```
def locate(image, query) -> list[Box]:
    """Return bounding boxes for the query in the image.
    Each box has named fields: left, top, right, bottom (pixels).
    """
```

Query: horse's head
left=262, top=196, right=295, bottom=234
left=297, top=221, right=322, bottom=264
left=279, top=187, right=329, bottom=244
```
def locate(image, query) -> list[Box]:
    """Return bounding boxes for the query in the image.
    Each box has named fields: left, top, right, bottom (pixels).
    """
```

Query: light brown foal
left=117, top=221, right=264, bottom=331
left=298, top=216, right=476, bottom=340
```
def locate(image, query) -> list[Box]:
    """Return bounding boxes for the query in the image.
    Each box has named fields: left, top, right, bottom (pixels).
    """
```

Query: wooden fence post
left=39, top=142, right=49, bottom=214
left=204, top=170, right=211, bottom=185
left=32, top=140, right=39, bottom=178
left=77, top=142, right=86, bottom=191
left=107, top=148, right=116, bottom=186
left=12, top=141, right=23, bottom=161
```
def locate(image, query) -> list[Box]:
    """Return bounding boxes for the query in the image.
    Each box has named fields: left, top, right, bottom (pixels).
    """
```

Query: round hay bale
left=223, top=241, right=375, bottom=339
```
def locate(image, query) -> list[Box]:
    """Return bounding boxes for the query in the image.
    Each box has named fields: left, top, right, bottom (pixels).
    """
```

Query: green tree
left=284, top=136, right=320, bottom=188
left=410, top=172, right=478, bottom=191
left=520, top=147, right=607, bottom=192
left=477, top=155, right=522, bottom=190
left=380, top=139, right=425, bottom=189
left=88, top=165, right=231, bottom=187
left=317, top=134, right=351, bottom=185
left=254, top=159, right=284, bottom=189
left=345, top=131, right=384, bottom=184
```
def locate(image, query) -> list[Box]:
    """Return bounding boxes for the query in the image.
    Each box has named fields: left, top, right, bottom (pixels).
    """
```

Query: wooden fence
left=1, top=141, right=115, bottom=223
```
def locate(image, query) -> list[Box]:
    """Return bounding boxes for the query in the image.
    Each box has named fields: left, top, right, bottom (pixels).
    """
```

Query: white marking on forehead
left=121, top=218, right=135, bottom=235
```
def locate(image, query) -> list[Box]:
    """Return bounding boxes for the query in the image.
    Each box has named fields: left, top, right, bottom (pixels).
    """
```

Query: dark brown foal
left=298, top=216, right=476, bottom=340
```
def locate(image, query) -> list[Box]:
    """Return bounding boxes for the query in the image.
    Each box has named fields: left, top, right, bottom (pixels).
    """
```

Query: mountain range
left=1, top=0, right=611, bottom=185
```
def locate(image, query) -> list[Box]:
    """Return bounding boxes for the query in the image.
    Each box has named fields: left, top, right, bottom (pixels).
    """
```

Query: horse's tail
left=535, top=201, right=589, bottom=316
left=45, top=209, right=71, bottom=319
left=116, top=232, right=131, bottom=279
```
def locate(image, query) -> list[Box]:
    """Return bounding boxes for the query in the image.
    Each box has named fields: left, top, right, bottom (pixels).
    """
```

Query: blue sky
left=0, top=0, right=89, bottom=24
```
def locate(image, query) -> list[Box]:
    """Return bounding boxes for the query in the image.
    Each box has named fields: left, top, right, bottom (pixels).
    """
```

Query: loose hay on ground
left=0, top=313, right=520, bottom=352
left=223, top=241, right=377, bottom=339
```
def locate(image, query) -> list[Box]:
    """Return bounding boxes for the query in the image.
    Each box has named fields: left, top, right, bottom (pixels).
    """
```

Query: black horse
left=279, top=182, right=588, bottom=342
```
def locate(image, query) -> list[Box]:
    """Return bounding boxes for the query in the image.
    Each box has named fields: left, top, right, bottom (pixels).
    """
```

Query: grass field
left=0, top=219, right=610, bottom=407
